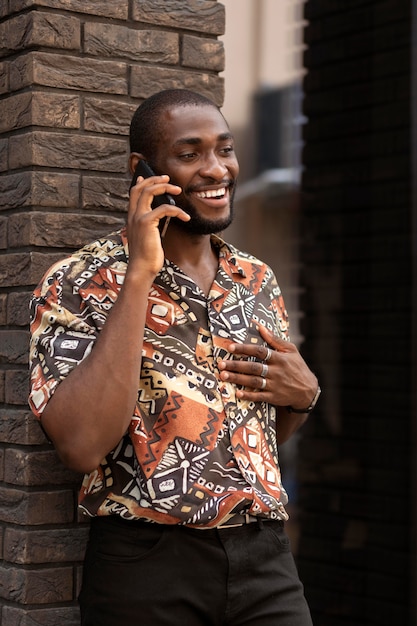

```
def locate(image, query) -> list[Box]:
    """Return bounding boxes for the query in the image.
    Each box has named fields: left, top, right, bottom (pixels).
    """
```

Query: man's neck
left=162, top=228, right=219, bottom=296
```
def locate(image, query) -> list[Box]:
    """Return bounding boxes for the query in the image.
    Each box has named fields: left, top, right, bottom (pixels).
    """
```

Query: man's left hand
left=217, top=325, right=318, bottom=410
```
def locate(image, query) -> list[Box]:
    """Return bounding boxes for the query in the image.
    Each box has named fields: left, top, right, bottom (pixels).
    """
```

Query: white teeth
left=196, top=187, right=226, bottom=199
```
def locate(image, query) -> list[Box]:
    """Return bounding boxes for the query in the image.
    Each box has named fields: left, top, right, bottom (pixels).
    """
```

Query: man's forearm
left=41, top=271, right=153, bottom=474
left=276, top=406, right=310, bottom=445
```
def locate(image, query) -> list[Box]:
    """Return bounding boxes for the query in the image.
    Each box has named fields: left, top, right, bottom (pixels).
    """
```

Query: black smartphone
left=130, top=159, right=176, bottom=209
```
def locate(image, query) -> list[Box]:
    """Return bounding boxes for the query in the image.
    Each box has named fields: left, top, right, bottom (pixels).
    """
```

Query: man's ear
left=128, top=152, right=146, bottom=175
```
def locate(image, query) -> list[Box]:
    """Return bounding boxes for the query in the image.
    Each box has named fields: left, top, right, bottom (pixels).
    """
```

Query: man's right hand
left=127, top=174, right=189, bottom=278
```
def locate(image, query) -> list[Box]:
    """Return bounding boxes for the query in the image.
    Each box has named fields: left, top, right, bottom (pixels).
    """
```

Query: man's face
left=151, top=105, right=239, bottom=235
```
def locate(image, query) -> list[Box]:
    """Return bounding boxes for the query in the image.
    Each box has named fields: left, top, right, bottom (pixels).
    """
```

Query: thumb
left=257, top=324, right=290, bottom=352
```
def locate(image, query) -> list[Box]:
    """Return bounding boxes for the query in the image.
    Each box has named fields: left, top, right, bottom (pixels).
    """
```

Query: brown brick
left=0, top=449, right=4, bottom=481
left=0, top=251, right=69, bottom=288
left=0, top=294, right=6, bottom=325
left=7, top=291, right=31, bottom=326
left=0, top=138, right=8, bottom=172
left=8, top=212, right=125, bottom=248
left=0, top=174, right=31, bottom=211
left=182, top=35, right=224, bottom=71
left=0, top=564, right=73, bottom=603
left=131, top=65, right=224, bottom=106
left=10, top=51, right=128, bottom=95
left=0, top=12, right=80, bottom=55
left=0, top=172, right=80, bottom=212
left=4, top=525, right=88, bottom=564
left=0, top=409, right=47, bottom=445
left=82, top=175, right=130, bottom=212
left=5, top=369, right=29, bottom=405
left=2, top=605, right=81, bottom=626
left=31, top=252, right=73, bottom=286
left=0, top=92, right=32, bottom=132
left=9, top=131, right=128, bottom=172
left=0, top=61, right=8, bottom=93
left=4, top=448, right=82, bottom=486
left=11, top=0, right=128, bottom=19
left=132, top=0, right=225, bottom=35
left=0, top=330, right=29, bottom=364
left=84, top=22, right=179, bottom=63
left=0, top=254, right=36, bottom=288
left=0, top=487, right=75, bottom=525
left=0, top=371, right=5, bottom=403
left=0, top=216, right=7, bottom=248
left=32, top=171, right=80, bottom=207
left=32, top=91, right=80, bottom=129
left=83, top=97, right=137, bottom=135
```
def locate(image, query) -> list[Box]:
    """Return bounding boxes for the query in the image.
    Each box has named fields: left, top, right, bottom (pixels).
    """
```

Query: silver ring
left=260, top=377, right=267, bottom=390
left=260, top=363, right=269, bottom=377
left=264, top=347, right=272, bottom=362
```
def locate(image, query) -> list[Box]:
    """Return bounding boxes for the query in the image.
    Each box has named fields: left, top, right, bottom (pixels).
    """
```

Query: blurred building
left=221, top=0, right=306, bottom=346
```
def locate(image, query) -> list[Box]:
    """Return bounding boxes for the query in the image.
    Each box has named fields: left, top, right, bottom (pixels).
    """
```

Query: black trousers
left=79, top=516, right=313, bottom=626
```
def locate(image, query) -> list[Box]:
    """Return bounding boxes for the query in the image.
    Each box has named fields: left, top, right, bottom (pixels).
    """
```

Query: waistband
left=216, top=513, right=269, bottom=529
left=90, top=513, right=284, bottom=531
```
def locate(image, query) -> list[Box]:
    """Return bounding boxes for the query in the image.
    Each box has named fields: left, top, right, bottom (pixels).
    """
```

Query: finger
left=228, top=342, right=271, bottom=362
left=218, top=358, right=268, bottom=378
left=129, top=176, right=182, bottom=213
left=151, top=204, right=191, bottom=224
left=257, top=325, right=291, bottom=352
left=236, top=387, right=270, bottom=401
left=130, top=173, right=173, bottom=193
left=220, top=369, right=267, bottom=391
left=126, top=198, right=190, bottom=250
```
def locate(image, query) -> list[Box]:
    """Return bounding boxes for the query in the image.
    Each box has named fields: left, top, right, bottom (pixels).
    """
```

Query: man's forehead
left=159, top=104, right=232, bottom=142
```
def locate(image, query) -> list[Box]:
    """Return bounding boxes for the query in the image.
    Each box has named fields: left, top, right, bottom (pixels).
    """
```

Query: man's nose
left=199, top=154, right=227, bottom=179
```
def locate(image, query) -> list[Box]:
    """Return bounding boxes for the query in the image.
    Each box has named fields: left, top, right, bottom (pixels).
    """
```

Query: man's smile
left=195, top=187, right=227, bottom=199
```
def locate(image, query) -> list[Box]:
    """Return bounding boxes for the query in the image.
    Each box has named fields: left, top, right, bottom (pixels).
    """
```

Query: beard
left=173, top=185, right=236, bottom=235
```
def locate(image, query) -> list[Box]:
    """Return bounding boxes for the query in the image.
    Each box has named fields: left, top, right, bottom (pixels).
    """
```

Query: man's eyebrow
left=173, top=132, right=234, bottom=147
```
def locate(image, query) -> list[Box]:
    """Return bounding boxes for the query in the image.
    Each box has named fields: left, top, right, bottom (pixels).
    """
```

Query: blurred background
left=221, top=0, right=304, bottom=346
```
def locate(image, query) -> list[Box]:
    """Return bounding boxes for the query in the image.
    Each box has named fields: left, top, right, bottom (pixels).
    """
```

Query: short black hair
left=129, top=89, right=221, bottom=162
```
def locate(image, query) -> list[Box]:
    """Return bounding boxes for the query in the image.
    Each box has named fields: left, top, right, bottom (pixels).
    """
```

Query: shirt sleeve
left=263, top=266, right=290, bottom=341
left=28, top=259, right=98, bottom=419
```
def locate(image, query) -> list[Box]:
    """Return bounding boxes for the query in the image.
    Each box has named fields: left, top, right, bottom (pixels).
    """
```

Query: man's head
left=130, top=89, right=220, bottom=160
left=129, top=89, right=239, bottom=235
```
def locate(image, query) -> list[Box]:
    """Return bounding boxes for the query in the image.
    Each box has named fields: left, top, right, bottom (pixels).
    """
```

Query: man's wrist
left=286, top=385, right=321, bottom=414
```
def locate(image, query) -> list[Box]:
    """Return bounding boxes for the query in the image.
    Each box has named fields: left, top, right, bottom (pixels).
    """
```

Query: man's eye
left=220, top=146, right=234, bottom=155
left=179, top=153, right=196, bottom=160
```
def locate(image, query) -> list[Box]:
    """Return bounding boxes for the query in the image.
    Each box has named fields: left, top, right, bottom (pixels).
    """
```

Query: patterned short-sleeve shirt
left=29, top=228, right=290, bottom=527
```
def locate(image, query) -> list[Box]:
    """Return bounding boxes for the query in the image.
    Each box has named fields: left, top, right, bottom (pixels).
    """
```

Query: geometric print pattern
left=29, top=228, right=290, bottom=527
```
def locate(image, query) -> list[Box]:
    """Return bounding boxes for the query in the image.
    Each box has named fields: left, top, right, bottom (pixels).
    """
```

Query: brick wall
left=298, top=1, right=414, bottom=624
left=0, top=1, right=225, bottom=623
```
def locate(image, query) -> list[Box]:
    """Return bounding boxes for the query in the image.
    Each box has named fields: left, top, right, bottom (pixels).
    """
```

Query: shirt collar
left=122, top=228, right=247, bottom=279
left=210, top=234, right=247, bottom=278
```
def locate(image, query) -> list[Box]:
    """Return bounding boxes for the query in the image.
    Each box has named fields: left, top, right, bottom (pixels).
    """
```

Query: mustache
left=186, top=180, right=235, bottom=193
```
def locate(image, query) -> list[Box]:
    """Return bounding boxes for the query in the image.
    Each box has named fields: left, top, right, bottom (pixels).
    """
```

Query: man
left=29, top=89, right=319, bottom=625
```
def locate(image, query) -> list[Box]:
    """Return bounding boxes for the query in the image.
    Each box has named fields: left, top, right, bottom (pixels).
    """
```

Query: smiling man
left=29, top=89, right=318, bottom=626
